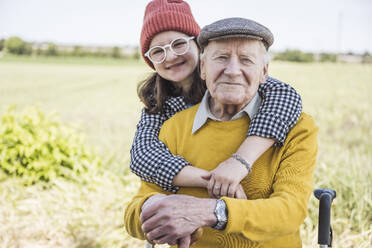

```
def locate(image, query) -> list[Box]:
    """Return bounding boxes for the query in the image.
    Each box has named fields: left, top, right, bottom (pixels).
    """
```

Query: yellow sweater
left=125, top=104, right=318, bottom=248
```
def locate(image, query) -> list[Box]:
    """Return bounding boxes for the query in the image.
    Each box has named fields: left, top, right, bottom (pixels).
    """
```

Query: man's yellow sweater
left=125, top=104, right=318, bottom=248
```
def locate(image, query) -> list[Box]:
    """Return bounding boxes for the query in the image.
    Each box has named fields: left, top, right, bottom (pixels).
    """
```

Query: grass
left=0, top=56, right=371, bottom=247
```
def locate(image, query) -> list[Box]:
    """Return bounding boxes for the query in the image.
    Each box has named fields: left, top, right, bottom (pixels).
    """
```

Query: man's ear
left=200, top=56, right=206, bottom=80
left=260, top=63, right=269, bottom=84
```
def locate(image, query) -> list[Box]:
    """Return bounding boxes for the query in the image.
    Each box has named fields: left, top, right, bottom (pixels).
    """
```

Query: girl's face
left=149, top=31, right=199, bottom=85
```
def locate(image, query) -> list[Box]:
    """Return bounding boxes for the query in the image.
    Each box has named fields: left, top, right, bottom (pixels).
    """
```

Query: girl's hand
left=235, top=184, right=247, bottom=199
left=203, top=157, right=249, bottom=198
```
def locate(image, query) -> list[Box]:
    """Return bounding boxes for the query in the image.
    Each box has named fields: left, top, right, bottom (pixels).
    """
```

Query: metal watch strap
left=231, top=153, right=252, bottom=174
left=213, top=199, right=228, bottom=230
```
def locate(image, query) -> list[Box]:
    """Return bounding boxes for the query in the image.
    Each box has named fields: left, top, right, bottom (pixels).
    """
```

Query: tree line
left=0, top=37, right=140, bottom=59
left=1, top=36, right=371, bottom=63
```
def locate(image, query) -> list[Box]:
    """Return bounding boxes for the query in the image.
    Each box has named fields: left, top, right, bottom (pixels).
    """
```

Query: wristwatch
left=213, top=199, right=228, bottom=230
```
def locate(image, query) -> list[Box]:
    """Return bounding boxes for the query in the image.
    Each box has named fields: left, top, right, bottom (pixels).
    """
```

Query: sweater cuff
left=220, top=197, right=244, bottom=234
left=219, top=197, right=263, bottom=241
left=247, top=112, right=289, bottom=146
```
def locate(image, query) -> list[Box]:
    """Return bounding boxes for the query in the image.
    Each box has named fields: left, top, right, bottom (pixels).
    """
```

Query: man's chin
left=216, top=99, right=247, bottom=106
left=214, top=94, right=249, bottom=106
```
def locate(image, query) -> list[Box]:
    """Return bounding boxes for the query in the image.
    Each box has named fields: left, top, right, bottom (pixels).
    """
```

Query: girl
left=130, top=0, right=302, bottom=199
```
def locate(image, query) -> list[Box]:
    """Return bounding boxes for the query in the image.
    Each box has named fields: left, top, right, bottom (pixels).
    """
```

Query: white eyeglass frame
left=145, top=36, right=195, bottom=64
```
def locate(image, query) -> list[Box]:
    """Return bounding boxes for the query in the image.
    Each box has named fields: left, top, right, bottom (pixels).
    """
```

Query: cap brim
left=209, top=34, right=263, bottom=42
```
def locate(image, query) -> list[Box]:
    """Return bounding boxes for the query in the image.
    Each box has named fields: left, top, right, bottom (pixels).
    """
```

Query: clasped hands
left=141, top=158, right=249, bottom=247
left=203, top=156, right=249, bottom=199
left=141, top=194, right=216, bottom=248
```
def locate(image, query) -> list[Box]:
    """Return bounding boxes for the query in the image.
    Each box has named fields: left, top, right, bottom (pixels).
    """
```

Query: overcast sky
left=1, top=0, right=371, bottom=53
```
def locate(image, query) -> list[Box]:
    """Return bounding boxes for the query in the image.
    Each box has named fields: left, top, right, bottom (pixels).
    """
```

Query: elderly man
left=125, top=17, right=318, bottom=248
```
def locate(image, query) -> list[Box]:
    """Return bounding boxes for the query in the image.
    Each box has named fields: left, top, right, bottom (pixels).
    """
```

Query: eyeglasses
left=145, top=36, right=195, bottom=64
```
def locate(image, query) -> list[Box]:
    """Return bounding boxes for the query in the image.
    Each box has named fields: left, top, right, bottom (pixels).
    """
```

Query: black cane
left=314, top=188, right=336, bottom=248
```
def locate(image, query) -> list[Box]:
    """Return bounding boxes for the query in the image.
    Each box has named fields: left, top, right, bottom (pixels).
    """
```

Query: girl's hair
left=137, top=69, right=206, bottom=114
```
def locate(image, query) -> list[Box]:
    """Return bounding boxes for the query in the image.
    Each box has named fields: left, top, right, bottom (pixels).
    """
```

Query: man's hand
left=141, top=194, right=167, bottom=212
left=175, top=228, right=203, bottom=248
left=177, top=235, right=191, bottom=248
left=204, top=157, right=249, bottom=198
left=140, top=194, right=217, bottom=245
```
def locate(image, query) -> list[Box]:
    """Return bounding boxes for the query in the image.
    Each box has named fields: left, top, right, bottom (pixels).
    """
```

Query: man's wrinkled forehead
left=204, top=38, right=265, bottom=56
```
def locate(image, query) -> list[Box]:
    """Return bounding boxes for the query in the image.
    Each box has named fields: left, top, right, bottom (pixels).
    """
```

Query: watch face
left=214, top=200, right=228, bottom=230
left=216, top=200, right=227, bottom=222
left=219, top=209, right=227, bottom=222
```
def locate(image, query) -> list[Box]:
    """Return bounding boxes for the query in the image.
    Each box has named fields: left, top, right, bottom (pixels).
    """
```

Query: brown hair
left=137, top=69, right=206, bottom=114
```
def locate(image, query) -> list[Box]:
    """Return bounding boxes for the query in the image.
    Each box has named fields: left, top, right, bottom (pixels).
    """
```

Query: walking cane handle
left=314, top=188, right=336, bottom=247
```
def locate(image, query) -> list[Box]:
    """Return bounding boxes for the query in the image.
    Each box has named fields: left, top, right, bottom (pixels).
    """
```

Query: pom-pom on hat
left=140, top=0, right=200, bottom=69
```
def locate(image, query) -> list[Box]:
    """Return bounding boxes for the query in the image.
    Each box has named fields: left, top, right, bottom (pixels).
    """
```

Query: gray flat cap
left=197, top=17, right=274, bottom=50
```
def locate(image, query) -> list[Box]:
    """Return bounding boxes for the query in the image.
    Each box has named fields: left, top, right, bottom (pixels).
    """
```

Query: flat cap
left=197, top=17, right=274, bottom=50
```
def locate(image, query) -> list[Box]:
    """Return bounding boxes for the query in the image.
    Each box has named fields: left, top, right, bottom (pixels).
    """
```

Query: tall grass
left=272, top=62, right=372, bottom=247
left=0, top=57, right=371, bottom=247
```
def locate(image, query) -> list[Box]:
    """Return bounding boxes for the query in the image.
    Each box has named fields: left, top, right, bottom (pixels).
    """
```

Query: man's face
left=200, top=38, right=268, bottom=107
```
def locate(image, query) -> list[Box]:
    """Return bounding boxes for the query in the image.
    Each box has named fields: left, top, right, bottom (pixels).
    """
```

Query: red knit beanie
left=140, top=0, right=200, bottom=69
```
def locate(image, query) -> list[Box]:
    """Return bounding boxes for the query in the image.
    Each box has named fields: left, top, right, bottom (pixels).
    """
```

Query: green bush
left=71, top=46, right=86, bottom=57
left=4, top=36, right=32, bottom=55
left=319, top=53, right=337, bottom=62
left=132, top=48, right=141, bottom=60
left=362, top=52, right=372, bottom=64
left=0, top=106, right=101, bottom=185
left=274, top=49, right=314, bottom=62
left=111, top=46, right=122, bottom=59
left=45, top=43, right=58, bottom=56
left=0, top=39, right=5, bottom=51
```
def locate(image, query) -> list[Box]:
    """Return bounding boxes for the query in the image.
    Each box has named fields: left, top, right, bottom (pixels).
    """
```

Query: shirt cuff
left=159, top=156, right=191, bottom=192
left=247, top=112, right=289, bottom=146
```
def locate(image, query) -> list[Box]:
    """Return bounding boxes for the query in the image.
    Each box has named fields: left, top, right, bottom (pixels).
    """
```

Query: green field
left=0, top=56, right=371, bottom=247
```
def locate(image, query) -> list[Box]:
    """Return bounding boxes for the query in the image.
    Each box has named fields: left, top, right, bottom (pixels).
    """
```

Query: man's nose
left=224, top=57, right=242, bottom=77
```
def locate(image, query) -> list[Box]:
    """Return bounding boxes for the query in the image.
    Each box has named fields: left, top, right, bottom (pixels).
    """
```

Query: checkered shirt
left=130, top=76, right=302, bottom=192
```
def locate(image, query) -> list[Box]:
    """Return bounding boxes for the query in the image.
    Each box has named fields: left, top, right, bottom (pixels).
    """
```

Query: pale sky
left=0, top=0, right=371, bottom=53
